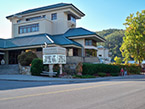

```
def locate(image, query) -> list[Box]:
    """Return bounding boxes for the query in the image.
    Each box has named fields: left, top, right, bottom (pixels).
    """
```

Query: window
left=85, top=40, right=92, bottom=46
left=85, top=40, right=96, bottom=46
left=19, top=23, right=39, bottom=34
left=99, top=54, right=102, bottom=57
left=68, top=14, right=76, bottom=22
left=73, top=48, right=78, bottom=56
left=51, top=13, right=57, bottom=20
left=36, top=48, right=42, bottom=51
left=17, top=20, right=21, bottom=23
left=26, top=15, right=46, bottom=21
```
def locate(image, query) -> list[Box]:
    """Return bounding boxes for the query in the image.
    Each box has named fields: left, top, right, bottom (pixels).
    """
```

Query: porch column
left=5, top=51, right=9, bottom=65
left=81, top=47, right=85, bottom=62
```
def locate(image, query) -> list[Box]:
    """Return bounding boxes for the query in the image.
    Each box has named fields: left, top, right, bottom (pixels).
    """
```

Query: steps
left=0, top=64, right=20, bottom=75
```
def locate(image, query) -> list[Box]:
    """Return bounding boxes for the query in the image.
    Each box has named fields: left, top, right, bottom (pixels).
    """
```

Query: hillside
left=97, top=29, right=125, bottom=60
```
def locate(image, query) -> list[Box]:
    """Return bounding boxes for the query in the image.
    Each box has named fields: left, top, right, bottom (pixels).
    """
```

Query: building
left=0, top=3, right=105, bottom=65
left=97, top=46, right=111, bottom=64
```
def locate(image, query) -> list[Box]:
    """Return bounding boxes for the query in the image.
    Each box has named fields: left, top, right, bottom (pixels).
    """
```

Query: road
left=0, top=78, right=145, bottom=109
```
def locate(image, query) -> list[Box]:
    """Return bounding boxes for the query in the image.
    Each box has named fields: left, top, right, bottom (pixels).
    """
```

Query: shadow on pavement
left=0, top=77, right=145, bottom=91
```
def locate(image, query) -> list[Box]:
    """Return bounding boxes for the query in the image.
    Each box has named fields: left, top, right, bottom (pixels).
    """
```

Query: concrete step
left=0, top=64, right=20, bottom=75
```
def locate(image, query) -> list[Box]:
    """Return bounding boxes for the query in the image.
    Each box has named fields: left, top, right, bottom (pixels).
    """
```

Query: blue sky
left=0, top=0, right=144, bottom=39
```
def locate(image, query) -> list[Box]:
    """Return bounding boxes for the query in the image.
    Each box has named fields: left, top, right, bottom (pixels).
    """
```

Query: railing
left=66, top=56, right=99, bottom=63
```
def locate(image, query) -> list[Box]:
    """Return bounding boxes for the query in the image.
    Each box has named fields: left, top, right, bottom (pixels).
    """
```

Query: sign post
left=43, top=47, right=66, bottom=76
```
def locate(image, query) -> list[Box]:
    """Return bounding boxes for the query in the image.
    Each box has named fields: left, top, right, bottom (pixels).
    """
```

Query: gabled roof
left=50, top=34, right=82, bottom=47
left=64, top=27, right=106, bottom=41
left=2, top=34, right=53, bottom=48
left=0, top=33, right=82, bottom=49
left=0, top=27, right=105, bottom=49
left=6, top=3, right=85, bottom=19
left=65, top=27, right=96, bottom=37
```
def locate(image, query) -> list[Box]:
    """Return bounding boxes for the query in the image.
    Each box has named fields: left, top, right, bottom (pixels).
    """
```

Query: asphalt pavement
left=0, top=77, right=145, bottom=109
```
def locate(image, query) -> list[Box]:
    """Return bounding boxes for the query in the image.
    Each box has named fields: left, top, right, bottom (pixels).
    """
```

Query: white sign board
left=43, top=54, right=66, bottom=64
left=43, top=47, right=66, bottom=64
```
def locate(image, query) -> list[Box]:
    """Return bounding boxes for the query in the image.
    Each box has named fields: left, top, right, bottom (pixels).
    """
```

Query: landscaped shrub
left=114, top=64, right=141, bottom=74
left=18, top=51, right=38, bottom=66
left=43, top=65, right=49, bottom=71
left=53, top=64, right=60, bottom=77
left=76, top=62, right=83, bottom=74
left=98, top=72, right=107, bottom=77
left=82, top=63, right=120, bottom=75
left=31, top=58, right=43, bottom=76
left=110, top=73, right=119, bottom=76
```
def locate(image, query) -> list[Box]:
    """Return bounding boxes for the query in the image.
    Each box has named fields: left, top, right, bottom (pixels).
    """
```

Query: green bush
left=82, top=63, right=120, bottom=75
left=53, top=64, right=60, bottom=77
left=31, top=58, right=43, bottom=76
left=115, top=64, right=141, bottom=74
left=98, top=72, right=107, bottom=77
left=43, top=65, right=49, bottom=71
left=110, top=73, right=119, bottom=76
left=18, top=51, right=38, bottom=66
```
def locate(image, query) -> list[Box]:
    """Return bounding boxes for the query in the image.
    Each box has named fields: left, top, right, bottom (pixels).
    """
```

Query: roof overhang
left=2, top=44, right=58, bottom=50
left=67, top=35, right=106, bottom=42
left=6, top=4, right=85, bottom=20
left=0, top=43, right=81, bottom=50
left=62, top=44, right=82, bottom=48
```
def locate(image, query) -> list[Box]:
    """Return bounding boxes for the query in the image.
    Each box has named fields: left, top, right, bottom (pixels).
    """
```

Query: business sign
left=43, top=47, right=66, bottom=64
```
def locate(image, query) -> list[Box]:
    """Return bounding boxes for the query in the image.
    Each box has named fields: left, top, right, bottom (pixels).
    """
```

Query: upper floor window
left=17, top=20, right=21, bottom=23
left=51, top=13, right=57, bottom=20
left=19, top=23, right=39, bottom=34
left=85, top=40, right=92, bottom=46
left=85, top=39, right=96, bottom=46
left=26, top=15, right=46, bottom=21
left=68, top=14, right=76, bottom=22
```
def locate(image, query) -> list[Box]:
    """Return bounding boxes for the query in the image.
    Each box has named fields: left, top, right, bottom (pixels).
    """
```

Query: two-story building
left=0, top=3, right=105, bottom=65
left=97, top=46, right=111, bottom=64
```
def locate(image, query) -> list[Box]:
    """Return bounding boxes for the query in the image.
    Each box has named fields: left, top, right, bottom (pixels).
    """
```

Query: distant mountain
left=97, top=29, right=125, bottom=60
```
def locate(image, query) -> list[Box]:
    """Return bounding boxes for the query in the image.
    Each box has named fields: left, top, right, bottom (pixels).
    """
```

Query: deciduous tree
left=120, top=10, right=145, bottom=65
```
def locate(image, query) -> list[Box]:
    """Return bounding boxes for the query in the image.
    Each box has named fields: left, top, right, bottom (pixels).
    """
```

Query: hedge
left=115, top=64, right=141, bottom=74
left=82, top=63, right=141, bottom=76
left=31, top=58, right=43, bottom=76
left=82, top=63, right=120, bottom=75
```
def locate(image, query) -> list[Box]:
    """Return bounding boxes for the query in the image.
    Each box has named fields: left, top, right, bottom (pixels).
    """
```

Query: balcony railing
left=66, top=56, right=99, bottom=63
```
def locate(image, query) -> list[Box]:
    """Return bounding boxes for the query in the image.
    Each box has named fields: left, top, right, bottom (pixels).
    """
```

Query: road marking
left=0, top=81, right=130, bottom=101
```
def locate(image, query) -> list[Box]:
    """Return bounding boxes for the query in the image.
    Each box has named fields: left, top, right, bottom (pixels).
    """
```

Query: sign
left=43, top=47, right=66, bottom=55
left=43, top=54, right=66, bottom=64
left=43, top=47, right=66, bottom=64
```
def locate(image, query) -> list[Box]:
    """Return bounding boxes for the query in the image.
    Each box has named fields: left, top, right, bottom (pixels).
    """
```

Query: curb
left=0, top=75, right=145, bottom=82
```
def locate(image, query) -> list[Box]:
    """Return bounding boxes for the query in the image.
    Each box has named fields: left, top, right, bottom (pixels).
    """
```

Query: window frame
left=18, top=23, right=39, bottom=34
left=51, top=13, right=57, bottom=20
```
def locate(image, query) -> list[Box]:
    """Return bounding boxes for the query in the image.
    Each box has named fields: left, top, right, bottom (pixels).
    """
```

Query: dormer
left=6, top=3, right=85, bottom=38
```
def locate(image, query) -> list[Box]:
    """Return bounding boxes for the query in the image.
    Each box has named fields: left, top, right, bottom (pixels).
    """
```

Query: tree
left=114, top=56, right=122, bottom=64
left=97, top=29, right=125, bottom=60
left=18, top=51, right=38, bottom=66
left=120, top=10, right=145, bottom=65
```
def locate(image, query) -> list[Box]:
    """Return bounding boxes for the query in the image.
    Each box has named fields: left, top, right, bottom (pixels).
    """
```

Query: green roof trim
left=6, top=3, right=85, bottom=19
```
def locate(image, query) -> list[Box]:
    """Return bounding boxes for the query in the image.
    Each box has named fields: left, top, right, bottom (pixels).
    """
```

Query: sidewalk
left=0, top=74, right=145, bottom=82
